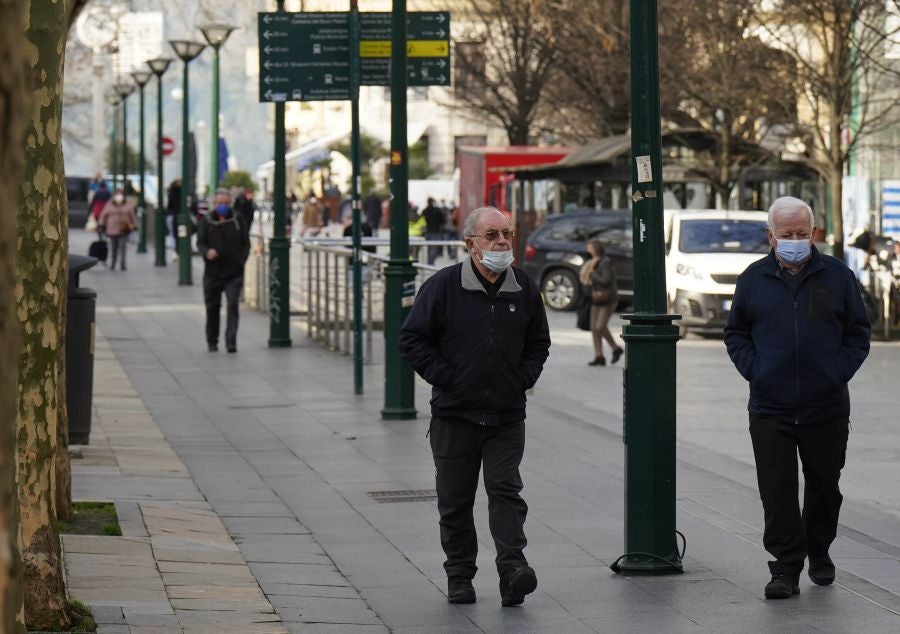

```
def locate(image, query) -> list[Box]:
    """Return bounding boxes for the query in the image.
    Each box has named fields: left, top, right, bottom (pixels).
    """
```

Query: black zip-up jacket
left=399, top=260, right=551, bottom=425
left=196, top=210, right=250, bottom=279
left=724, top=246, right=870, bottom=424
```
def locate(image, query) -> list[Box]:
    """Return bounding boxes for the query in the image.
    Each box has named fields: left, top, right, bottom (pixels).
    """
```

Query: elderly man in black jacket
left=197, top=188, right=250, bottom=353
left=399, top=206, right=551, bottom=608
left=725, top=196, right=870, bottom=600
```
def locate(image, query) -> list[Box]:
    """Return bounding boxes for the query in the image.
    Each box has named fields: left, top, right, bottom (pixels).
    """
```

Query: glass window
left=679, top=219, right=769, bottom=254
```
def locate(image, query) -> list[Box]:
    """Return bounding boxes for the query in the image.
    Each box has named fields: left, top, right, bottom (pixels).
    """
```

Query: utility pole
left=381, top=0, right=416, bottom=420
left=615, top=0, right=683, bottom=575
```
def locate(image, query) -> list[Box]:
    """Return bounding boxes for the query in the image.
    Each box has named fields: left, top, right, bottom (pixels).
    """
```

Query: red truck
left=456, top=145, right=572, bottom=257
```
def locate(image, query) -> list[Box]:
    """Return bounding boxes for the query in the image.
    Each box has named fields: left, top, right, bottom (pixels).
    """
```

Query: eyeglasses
left=469, top=229, right=516, bottom=242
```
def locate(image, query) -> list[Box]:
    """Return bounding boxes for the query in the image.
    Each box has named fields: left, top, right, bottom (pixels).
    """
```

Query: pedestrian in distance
left=232, top=187, right=258, bottom=233
left=97, top=189, right=137, bottom=271
left=300, top=194, right=323, bottom=237
left=579, top=239, right=624, bottom=366
left=88, top=180, right=111, bottom=234
left=423, top=197, right=447, bottom=264
left=197, top=188, right=250, bottom=353
left=399, top=206, right=551, bottom=608
left=724, top=196, right=871, bottom=600
left=363, top=191, right=382, bottom=233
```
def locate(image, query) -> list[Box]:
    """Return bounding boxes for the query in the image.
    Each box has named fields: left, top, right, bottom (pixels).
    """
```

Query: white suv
left=664, top=209, right=770, bottom=334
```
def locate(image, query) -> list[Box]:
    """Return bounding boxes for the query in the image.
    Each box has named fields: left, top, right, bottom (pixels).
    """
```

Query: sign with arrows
left=258, top=12, right=351, bottom=103
left=359, top=11, right=451, bottom=87
left=258, top=11, right=451, bottom=103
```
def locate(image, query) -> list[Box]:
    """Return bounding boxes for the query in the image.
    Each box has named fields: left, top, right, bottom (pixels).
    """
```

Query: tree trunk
left=17, top=0, right=71, bottom=629
left=1, top=2, right=30, bottom=631
left=55, top=325, right=71, bottom=522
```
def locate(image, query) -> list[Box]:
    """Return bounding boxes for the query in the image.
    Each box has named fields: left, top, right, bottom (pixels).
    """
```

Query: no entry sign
left=162, top=136, right=175, bottom=156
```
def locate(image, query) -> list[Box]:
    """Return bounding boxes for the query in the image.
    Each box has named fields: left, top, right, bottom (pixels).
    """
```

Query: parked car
left=664, top=209, right=770, bottom=334
left=66, top=175, right=92, bottom=228
left=521, top=209, right=633, bottom=311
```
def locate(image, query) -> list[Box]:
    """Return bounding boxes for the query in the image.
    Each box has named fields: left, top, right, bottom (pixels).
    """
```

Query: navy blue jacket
left=724, top=246, right=870, bottom=424
left=399, top=260, right=551, bottom=425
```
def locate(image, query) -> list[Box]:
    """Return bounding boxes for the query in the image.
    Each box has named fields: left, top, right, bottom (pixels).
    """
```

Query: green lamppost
left=131, top=69, right=152, bottom=254
left=614, top=0, right=682, bottom=575
left=114, top=82, right=135, bottom=192
left=266, top=3, right=291, bottom=349
left=147, top=56, right=173, bottom=267
left=168, top=39, right=206, bottom=286
left=106, top=91, right=119, bottom=190
left=381, top=0, right=417, bottom=420
left=199, top=23, right=237, bottom=195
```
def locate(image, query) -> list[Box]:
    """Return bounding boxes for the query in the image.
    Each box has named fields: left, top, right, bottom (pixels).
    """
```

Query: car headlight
left=675, top=263, right=705, bottom=280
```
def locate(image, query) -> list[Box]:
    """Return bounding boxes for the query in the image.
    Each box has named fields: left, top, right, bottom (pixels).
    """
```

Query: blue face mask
left=775, top=238, right=811, bottom=264
left=476, top=245, right=514, bottom=273
left=215, top=204, right=229, bottom=216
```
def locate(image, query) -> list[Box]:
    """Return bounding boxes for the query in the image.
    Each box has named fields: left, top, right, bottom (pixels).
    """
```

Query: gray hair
left=768, top=196, right=814, bottom=230
left=214, top=187, right=230, bottom=198
left=463, top=206, right=506, bottom=237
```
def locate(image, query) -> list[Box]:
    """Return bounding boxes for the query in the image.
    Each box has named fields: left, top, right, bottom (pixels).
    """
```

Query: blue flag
left=218, top=137, right=229, bottom=180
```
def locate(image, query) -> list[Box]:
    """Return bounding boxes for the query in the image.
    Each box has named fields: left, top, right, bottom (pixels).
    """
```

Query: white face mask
left=113, top=194, right=124, bottom=204
left=476, top=245, right=514, bottom=273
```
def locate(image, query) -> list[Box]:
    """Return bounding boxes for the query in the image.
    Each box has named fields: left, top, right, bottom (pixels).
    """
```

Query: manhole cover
left=367, top=489, right=437, bottom=503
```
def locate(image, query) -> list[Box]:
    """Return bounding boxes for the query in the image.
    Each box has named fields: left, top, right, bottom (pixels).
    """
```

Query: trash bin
left=67, top=254, right=98, bottom=445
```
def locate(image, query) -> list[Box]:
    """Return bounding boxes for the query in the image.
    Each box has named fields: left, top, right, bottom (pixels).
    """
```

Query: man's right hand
left=207, top=248, right=219, bottom=260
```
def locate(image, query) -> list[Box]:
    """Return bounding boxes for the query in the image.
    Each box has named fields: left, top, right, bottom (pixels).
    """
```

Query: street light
left=114, top=82, right=135, bottom=195
left=147, top=57, right=173, bottom=267
left=168, top=39, right=206, bottom=286
left=131, top=70, right=152, bottom=254
left=105, top=90, right=120, bottom=190
left=199, top=23, right=237, bottom=195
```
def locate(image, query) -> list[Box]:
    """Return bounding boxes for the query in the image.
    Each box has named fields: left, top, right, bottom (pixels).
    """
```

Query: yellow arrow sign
left=407, top=41, right=449, bottom=58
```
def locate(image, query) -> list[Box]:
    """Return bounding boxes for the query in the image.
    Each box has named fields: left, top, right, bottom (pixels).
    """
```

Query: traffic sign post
left=258, top=12, right=351, bottom=102
left=257, top=10, right=450, bottom=103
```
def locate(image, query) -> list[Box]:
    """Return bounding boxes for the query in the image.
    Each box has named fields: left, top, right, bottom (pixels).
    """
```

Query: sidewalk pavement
left=66, top=230, right=900, bottom=633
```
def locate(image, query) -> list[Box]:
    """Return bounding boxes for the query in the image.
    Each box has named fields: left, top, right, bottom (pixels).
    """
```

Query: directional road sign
left=258, top=11, right=451, bottom=102
left=359, top=11, right=451, bottom=86
left=258, top=12, right=351, bottom=103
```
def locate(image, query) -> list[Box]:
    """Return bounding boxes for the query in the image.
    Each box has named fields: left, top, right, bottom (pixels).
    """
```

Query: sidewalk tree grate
left=367, top=489, right=437, bottom=503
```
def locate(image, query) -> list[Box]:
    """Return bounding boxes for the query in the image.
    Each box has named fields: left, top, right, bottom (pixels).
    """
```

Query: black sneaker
left=764, top=573, right=800, bottom=599
left=500, top=566, right=537, bottom=607
left=809, top=555, right=835, bottom=586
left=447, top=577, right=475, bottom=604
left=208, top=343, right=218, bottom=352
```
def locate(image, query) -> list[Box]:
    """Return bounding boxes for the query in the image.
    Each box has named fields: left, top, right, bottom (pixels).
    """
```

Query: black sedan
left=521, top=209, right=633, bottom=311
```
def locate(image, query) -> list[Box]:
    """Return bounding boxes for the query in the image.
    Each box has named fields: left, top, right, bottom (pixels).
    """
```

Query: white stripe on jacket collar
left=460, top=258, right=522, bottom=295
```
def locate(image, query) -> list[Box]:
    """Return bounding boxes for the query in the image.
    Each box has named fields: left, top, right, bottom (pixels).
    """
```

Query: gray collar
left=460, top=258, right=522, bottom=295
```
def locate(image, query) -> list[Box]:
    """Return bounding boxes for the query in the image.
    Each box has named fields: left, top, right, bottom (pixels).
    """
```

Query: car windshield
left=679, top=219, right=769, bottom=254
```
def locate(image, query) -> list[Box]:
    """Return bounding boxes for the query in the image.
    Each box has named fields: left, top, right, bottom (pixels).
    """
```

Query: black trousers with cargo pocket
left=749, top=414, right=849, bottom=575
left=429, top=416, right=528, bottom=580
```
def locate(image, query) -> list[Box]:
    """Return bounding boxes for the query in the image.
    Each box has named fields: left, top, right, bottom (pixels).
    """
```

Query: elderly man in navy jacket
left=399, top=206, right=550, bottom=607
left=725, top=196, right=870, bottom=600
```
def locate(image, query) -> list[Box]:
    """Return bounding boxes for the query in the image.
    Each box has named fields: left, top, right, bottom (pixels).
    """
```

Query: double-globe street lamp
left=199, top=23, right=236, bottom=195
left=168, top=39, right=206, bottom=286
left=131, top=70, right=152, bottom=254
left=113, top=82, right=135, bottom=193
left=147, top=56, right=173, bottom=267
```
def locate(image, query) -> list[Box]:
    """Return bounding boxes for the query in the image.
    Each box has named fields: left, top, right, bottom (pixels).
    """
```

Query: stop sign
left=161, top=136, right=175, bottom=156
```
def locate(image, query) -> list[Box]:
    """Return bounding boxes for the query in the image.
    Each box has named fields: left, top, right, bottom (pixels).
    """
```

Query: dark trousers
left=204, top=274, right=243, bottom=347
left=749, top=415, right=849, bottom=575
left=429, top=417, right=528, bottom=579
left=109, top=235, right=127, bottom=270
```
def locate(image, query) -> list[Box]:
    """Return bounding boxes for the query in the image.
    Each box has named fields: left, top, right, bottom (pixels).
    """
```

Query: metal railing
left=246, top=208, right=467, bottom=359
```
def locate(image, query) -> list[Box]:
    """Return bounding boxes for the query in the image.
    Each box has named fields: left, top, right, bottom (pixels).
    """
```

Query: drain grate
left=368, top=489, right=438, bottom=503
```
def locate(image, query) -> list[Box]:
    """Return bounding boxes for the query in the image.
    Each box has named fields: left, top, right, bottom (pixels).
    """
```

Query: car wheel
left=542, top=268, right=579, bottom=311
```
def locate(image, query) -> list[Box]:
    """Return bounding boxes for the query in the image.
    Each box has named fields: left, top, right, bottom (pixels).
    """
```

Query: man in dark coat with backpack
left=197, top=188, right=250, bottom=353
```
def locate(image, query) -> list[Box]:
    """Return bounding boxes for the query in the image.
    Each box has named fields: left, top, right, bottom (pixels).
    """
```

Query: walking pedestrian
left=88, top=180, right=111, bottom=234
left=197, top=188, right=250, bottom=353
left=423, top=197, right=447, bottom=264
left=724, top=196, right=871, bottom=599
left=579, top=240, right=624, bottom=366
left=233, top=187, right=258, bottom=232
left=97, top=189, right=137, bottom=271
left=363, top=191, right=382, bottom=233
left=300, top=194, right=323, bottom=236
left=399, top=206, right=551, bottom=607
